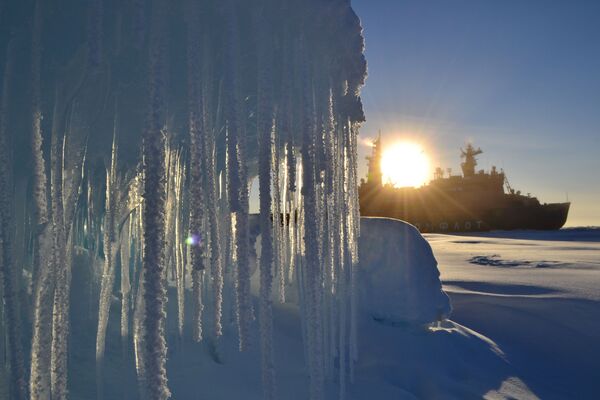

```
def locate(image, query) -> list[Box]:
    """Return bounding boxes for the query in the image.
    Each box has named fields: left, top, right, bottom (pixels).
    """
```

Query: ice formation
left=0, top=0, right=366, bottom=399
left=357, top=218, right=451, bottom=326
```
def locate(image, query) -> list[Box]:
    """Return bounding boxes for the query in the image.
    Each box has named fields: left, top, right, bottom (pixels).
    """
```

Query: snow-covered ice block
left=358, top=217, right=451, bottom=326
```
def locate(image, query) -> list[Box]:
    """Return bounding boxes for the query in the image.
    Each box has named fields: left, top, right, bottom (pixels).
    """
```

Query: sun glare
left=381, top=142, right=430, bottom=188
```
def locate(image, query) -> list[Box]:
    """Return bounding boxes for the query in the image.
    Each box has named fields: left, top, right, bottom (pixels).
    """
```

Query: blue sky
left=351, top=0, right=600, bottom=226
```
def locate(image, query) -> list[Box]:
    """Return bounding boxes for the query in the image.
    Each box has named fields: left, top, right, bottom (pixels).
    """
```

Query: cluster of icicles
left=0, top=0, right=367, bottom=399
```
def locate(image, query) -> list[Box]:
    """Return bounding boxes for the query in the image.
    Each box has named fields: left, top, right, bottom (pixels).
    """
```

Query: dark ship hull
left=359, top=185, right=570, bottom=232
left=359, top=141, right=570, bottom=233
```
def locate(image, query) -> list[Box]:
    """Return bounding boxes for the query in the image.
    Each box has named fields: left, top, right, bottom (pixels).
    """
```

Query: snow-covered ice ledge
left=358, top=217, right=452, bottom=327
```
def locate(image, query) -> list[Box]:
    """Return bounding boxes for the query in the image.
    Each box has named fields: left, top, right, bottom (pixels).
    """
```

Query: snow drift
left=357, top=217, right=451, bottom=326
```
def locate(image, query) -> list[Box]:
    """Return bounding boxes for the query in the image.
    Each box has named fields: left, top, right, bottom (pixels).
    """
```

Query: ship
left=358, top=137, right=570, bottom=232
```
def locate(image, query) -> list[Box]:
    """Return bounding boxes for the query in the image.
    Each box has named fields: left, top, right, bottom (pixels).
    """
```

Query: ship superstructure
left=359, top=139, right=570, bottom=232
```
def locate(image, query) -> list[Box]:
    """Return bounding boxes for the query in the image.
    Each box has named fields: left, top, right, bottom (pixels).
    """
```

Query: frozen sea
left=426, top=227, right=600, bottom=399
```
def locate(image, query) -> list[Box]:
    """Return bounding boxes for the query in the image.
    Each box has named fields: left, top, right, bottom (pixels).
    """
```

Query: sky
left=351, top=0, right=600, bottom=227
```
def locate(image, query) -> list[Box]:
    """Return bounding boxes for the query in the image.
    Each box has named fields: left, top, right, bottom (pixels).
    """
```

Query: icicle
left=95, top=118, right=119, bottom=369
left=220, top=133, right=235, bottom=330
left=257, top=9, right=276, bottom=395
left=272, top=129, right=285, bottom=304
left=281, top=145, right=292, bottom=292
left=30, top=0, right=47, bottom=230
left=225, top=0, right=251, bottom=352
left=162, top=143, right=185, bottom=341
left=187, top=0, right=206, bottom=343
left=29, top=1, right=56, bottom=397
left=225, top=4, right=241, bottom=216
left=193, top=267, right=205, bottom=342
left=350, top=123, right=359, bottom=383
left=202, top=36, right=224, bottom=340
left=50, top=91, right=68, bottom=400
left=207, top=131, right=224, bottom=339
left=121, top=217, right=132, bottom=343
left=142, top=0, right=171, bottom=397
left=234, top=155, right=252, bottom=353
left=300, top=66, right=325, bottom=400
left=61, top=106, right=87, bottom=233
left=190, top=208, right=205, bottom=342
left=130, top=202, right=145, bottom=393
left=174, top=154, right=186, bottom=340
left=321, top=88, right=334, bottom=379
left=95, top=128, right=120, bottom=400
left=133, top=264, right=147, bottom=396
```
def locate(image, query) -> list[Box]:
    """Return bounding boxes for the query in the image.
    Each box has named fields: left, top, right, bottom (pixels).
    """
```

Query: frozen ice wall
left=0, top=0, right=367, bottom=399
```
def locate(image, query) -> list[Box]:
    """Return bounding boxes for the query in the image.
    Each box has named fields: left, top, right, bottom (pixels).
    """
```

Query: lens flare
left=186, top=234, right=201, bottom=246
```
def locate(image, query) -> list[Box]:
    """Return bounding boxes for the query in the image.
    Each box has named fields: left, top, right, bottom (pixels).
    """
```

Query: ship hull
left=482, top=202, right=570, bottom=231
left=359, top=186, right=570, bottom=233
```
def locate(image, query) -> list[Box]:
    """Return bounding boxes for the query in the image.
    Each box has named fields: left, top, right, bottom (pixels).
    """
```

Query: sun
left=381, top=142, right=430, bottom=188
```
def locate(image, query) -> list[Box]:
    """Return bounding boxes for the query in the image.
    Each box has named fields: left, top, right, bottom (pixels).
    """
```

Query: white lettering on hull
left=413, top=220, right=485, bottom=232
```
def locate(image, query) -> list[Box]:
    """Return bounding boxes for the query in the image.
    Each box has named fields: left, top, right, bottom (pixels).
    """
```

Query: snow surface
left=73, top=219, right=600, bottom=399
left=428, top=227, right=600, bottom=399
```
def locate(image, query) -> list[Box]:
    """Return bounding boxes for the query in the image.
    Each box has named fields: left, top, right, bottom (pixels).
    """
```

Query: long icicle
left=225, top=0, right=251, bottom=352
left=29, top=1, right=56, bottom=397
left=257, top=7, right=276, bottom=396
left=50, top=94, right=68, bottom=400
left=95, top=113, right=119, bottom=400
left=121, top=215, right=132, bottom=349
left=173, top=151, right=185, bottom=340
left=201, top=34, right=224, bottom=341
left=142, top=0, right=171, bottom=397
left=187, top=0, right=205, bottom=343
left=301, top=53, right=324, bottom=400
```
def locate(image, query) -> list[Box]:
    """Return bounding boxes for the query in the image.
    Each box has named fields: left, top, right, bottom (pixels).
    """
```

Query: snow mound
left=358, top=217, right=451, bottom=326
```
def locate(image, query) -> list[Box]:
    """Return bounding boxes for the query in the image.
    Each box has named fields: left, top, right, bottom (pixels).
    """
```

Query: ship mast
left=460, top=143, right=482, bottom=177
left=366, top=132, right=383, bottom=186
